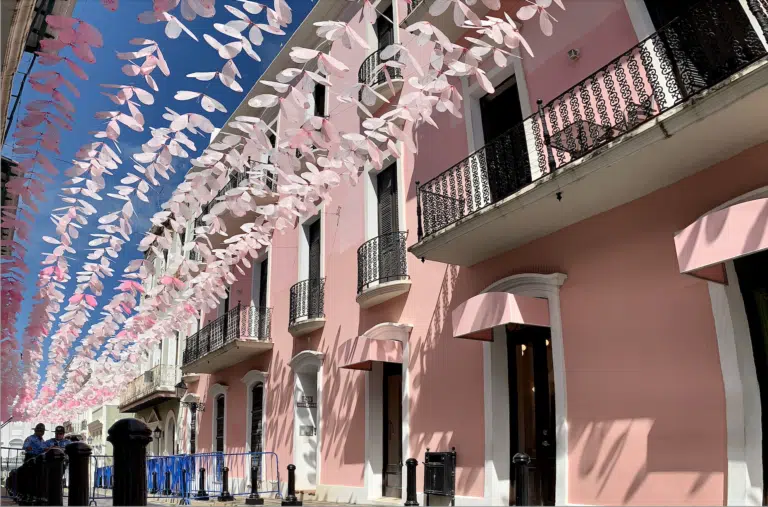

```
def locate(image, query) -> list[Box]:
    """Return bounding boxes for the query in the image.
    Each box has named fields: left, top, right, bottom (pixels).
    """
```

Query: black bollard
left=404, top=458, right=419, bottom=506
left=44, top=448, right=66, bottom=506
left=107, top=418, right=152, bottom=506
left=512, top=452, right=531, bottom=506
left=65, top=442, right=92, bottom=507
left=196, top=467, right=209, bottom=500
left=281, top=464, right=301, bottom=506
left=245, top=456, right=263, bottom=505
left=181, top=468, right=187, bottom=499
left=217, top=466, right=234, bottom=502
left=150, top=471, right=158, bottom=494
left=164, top=470, right=172, bottom=496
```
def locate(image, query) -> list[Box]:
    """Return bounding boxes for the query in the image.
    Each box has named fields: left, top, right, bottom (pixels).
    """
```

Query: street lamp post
left=175, top=380, right=204, bottom=455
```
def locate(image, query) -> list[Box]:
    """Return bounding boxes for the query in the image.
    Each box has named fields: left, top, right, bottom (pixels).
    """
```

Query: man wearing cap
left=22, top=423, right=47, bottom=461
left=45, top=426, right=72, bottom=449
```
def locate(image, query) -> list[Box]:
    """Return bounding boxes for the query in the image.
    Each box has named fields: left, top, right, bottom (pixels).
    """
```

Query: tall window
left=313, top=84, right=326, bottom=118
left=250, top=383, right=264, bottom=453
left=215, top=394, right=225, bottom=481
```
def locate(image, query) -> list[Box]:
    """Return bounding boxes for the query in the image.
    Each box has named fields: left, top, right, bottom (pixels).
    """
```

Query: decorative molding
left=481, top=272, right=568, bottom=505
left=241, top=369, right=268, bottom=386
left=361, top=321, right=413, bottom=342
left=289, top=350, right=325, bottom=372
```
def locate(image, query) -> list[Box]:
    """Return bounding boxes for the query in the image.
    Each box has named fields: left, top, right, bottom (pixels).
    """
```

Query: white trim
left=165, top=410, right=177, bottom=456
left=209, top=383, right=229, bottom=454
left=481, top=273, right=568, bottom=506
left=709, top=261, right=764, bottom=505
left=622, top=0, right=655, bottom=40
left=242, top=369, right=268, bottom=490
left=289, top=351, right=324, bottom=490
left=298, top=208, right=324, bottom=282
left=358, top=322, right=412, bottom=502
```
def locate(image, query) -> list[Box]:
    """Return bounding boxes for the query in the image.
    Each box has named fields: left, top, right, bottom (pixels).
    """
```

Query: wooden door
left=735, top=250, right=768, bottom=505
left=308, top=220, right=321, bottom=317
left=377, top=165, right=399, bottom=283
left=507, top=325, right=556, bottom=505
left=479, top=76, right=530, bottom=202
left=382, top=363, right=403, bottom=498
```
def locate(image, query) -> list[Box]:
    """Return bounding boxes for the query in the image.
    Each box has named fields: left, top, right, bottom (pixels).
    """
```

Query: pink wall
left=182, top=1, right=768, bottom=504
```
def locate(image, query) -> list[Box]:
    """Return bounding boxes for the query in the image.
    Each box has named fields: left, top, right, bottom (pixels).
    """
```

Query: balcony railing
left=416, top=0, right=768, bottom=241
left=182, top=304, right=272, bottom=366
left=119, top=364, right=180, bottom=408
left=194, top=168, right=277, bottom=228
left=357, top=231, right=409, bottom=294
left=358, top=34, right=402, bottom=100
left=406, top=0, right=425, bottom=17
left=289, top=278, right=325, bottom=326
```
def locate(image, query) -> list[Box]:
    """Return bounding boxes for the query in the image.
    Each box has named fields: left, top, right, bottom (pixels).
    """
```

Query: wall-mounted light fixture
left=568, top=48, right=581, bottom=61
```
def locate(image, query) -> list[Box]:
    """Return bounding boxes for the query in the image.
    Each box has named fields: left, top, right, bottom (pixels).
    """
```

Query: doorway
left=382, top=363, right=403, bottom=498
left=307, top=219, right=322, bottom=319
left=735, top=249, right=768, bottom=505
left=215, top=394, right=225, bottom=482
left=376, top=164, right=402, bottom=285
left=479, top=76, right=531, bottom=203
left=295, top=371, right=319, bottom=490
left=507, top=324, right=556, bottom=506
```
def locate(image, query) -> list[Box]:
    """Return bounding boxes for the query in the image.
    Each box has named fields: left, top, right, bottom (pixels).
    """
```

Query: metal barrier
left=3, top=447, right=67, bottom=506
left=1, top=447, right=25, bottom=500
left=90, top=454, right=114, bottom=505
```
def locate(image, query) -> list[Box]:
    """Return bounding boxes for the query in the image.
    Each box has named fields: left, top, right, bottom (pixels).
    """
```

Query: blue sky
left=2, top=0, right=316, bottom=394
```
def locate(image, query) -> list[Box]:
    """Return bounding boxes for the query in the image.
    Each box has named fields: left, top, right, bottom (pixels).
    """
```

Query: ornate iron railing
left=416, top=0, right=768, bottom=240
left=182, top=304, right=272, bottom=366
left=358, top=41, right=402, bottom=100
left=194, top=169, right=277, bottom=228
left=357, top=231, right=409, bottom=294
left=289, top=278, right=325, bottom=326
left=119, top=364, right=180, bottom=408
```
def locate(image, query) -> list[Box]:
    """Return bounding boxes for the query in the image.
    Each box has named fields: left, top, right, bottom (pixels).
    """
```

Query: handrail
left=119, top=364, right=180, bottom=408
left=416, top=0, right=768, bottom=241
left=357, top=231, right=409, bottom=294
left=182, top=304, right=272, bottom=367
left=289, top=278, right=325, bottom=326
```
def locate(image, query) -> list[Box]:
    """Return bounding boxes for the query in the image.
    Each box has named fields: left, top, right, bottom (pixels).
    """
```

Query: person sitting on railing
left=22, top=423, right=48, bottom=461
left=45, top=426, right=72, bottom=449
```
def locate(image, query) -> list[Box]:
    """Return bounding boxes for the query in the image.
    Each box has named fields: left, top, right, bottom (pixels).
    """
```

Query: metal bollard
left=404, top=458, right=419, bottom=506
left=512, top=452, right=531, bottom=506
left=246, top=456, right=263, bottom=505
left=150, top=471, right=158, bottom=494
left=65, top=442, right=92, bottom=506
left=281, top=464, right=302, bottom=506
left=196, top=467, right=209, bottom=500
left=163, top=470, right=172, bottom=496
left=44, top=448, right=66, bottom=506
left=107, top=418, right=152, bottom=506
left=217, top=466, right=234, bottom=502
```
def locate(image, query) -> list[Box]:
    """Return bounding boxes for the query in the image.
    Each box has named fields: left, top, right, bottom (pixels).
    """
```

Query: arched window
left=250, top=383, right=263, bottom=454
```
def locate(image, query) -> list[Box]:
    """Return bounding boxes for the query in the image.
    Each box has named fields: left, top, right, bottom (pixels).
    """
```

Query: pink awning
left=452, top=292, right=550, bottom=341
left=675, top=197, right=768, bottom=281
left=339, top=336, right=403, bottom=370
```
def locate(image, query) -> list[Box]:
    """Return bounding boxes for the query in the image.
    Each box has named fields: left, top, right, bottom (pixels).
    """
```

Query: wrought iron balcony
left=415, top=0, right=768, bottom=243
left=194, top=169, right=277, bottom=228
left=358, top=43, right=403, bottom=101
left=289, top=278, right=325, bottom=329
left=357, top=231, right=409, bottom=293
left=118, top=364, right=180, bottom=412
left=182, top=304, right=272, bottom=370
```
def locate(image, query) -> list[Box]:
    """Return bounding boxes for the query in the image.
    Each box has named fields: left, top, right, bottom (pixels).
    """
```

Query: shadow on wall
left=570, top=417, right=723, bottom=504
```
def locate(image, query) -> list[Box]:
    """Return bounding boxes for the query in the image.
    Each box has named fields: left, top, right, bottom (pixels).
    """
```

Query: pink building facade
left=170, top=0, right=768, bottom=505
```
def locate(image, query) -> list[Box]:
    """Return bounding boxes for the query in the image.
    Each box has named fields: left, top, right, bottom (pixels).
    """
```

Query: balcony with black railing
left=118, top=364, right=180, bottom=413
left=181, top=303, right=273, bottom=374
left=357, top=231, right=411, bottom=308
left=194, top=168, right=278, bottom=229
left=358, top=31, right=404, bottom=108
left=411, top=0, right=768, bottom=266
left=288, top=278, right=326, bottom=336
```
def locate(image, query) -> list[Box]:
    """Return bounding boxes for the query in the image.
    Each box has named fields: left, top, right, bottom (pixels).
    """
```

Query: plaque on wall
left=296, top=395, right=317, bottom=408
left=299, top=425, right=316, bottom=437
